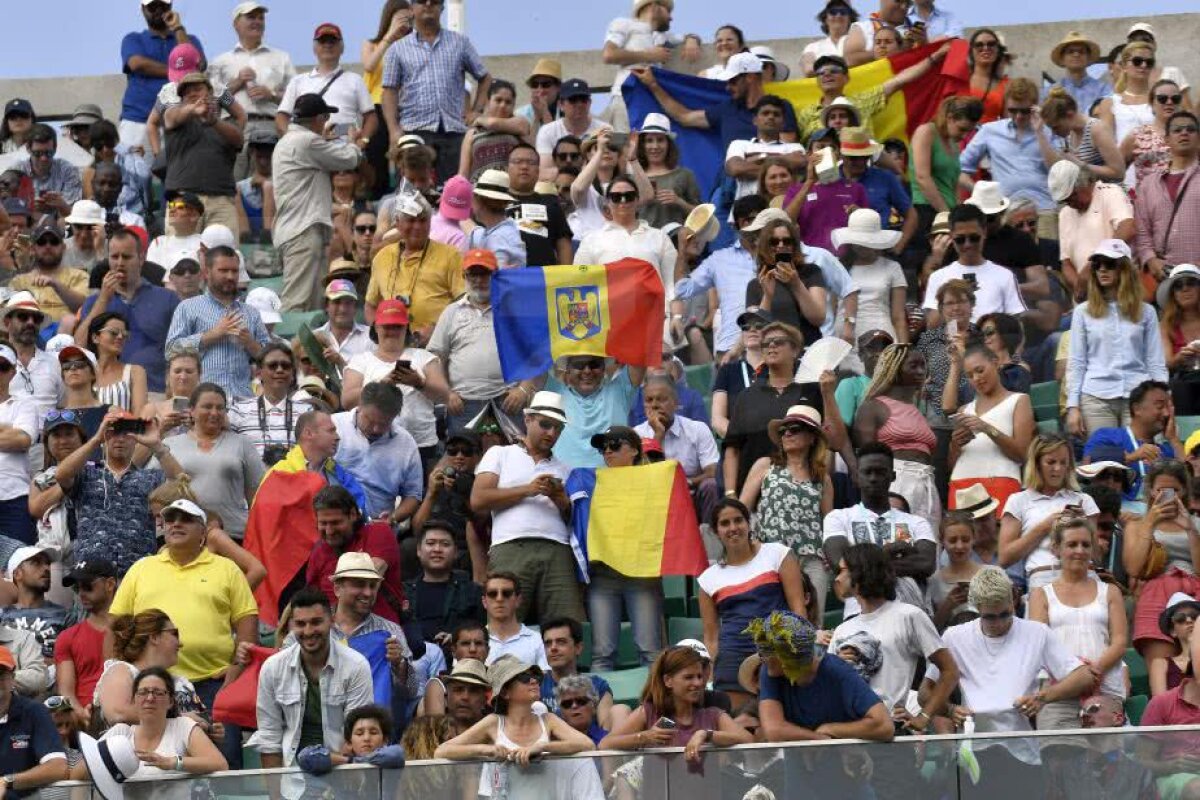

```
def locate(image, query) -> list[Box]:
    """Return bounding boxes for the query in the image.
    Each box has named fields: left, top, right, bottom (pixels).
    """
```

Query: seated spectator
left=1, top=546, right=68, bottom=662
left=305, top=485, right=403, bottom=623
left=89, top=162, right=147, bottom=230
left=698, top=498, right=808, bottom=706
left=249, top=587, right=374, bottom=768
left=61, top=200, right=108, bottom=273
left=428, top=178, right=469, bottom=252
left=333, top=381, right=423, bottom=524
left=540, top=618, right=617, bottom=729
left=402, top=521, right=485, bottom=649
left=1083, top=380, right=1178, bottom=499
left=145, top=192, right=203, bottom=271
left=929, top=567, right=1096, bottom=797
left=1138, top=630, right=1200, bottom=800
left=554, top=675, right=608, bottom=746
left=0, top=344, right=38, bottom=545
left=1158, top=266, right=1200, bottom=416
left=481, top=572, right=548, bottom=669
left=8, top=221, right=88, bottom=326
left=1150, top=592, right=1200, bottom=696
left=1050, top=163, right=1136, bottom=298
left=296, top=703, right=405, bottom=775
left=228, top=343, right=311, bottom=464
left=726, top=97, right=807, bottom=202
left=928, top=511, right=985, bottom=630
left=52, top=560, right=117, bottom=722
left=740, top=404, right=834, bottom=619
left=634, top=374, right=719, bottom=523
left=969, top=312, right=1034, bottom=397
left=56, top=410, right=181, bottom=574
left=162, top=73, right=241, bottom=233
left=418, top=630, right=490, bottom=721
left=629, top=355, right=710, bottom=427
left=0, top=645, right=68, bottom=789
left=0, top=622, right=43, bottom=699
left=465, top=170, right=526, bottom=268
left=1135, top=109, right=1200, bottom=281
left=922, top=204, right=1027, bottom=326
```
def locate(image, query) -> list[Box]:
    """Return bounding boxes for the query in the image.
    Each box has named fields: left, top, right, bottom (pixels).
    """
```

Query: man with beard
left=0, top=546, right=67, bottom=662
left=428, top=249, right=530, bottom=434
left=331, top=381, right=423, bottom=524
left=3, top=294, right=62, bottom=419
left=440, top=659, right=490, bottom=729
left=250, top=586, right=373, bottom=768
left=8, top=221, right=89, bottom=325
left=52, top=560, right=118, bottom=725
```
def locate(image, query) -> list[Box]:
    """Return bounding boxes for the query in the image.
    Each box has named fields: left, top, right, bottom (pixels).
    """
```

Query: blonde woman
left=1159, top=265, right=1200, bottom=415
left=1095, top=42, right=1157, bottom=185
left=1064, top=239, right=1167, bottom=439
left=1036, top=88, right=1125, bottom=182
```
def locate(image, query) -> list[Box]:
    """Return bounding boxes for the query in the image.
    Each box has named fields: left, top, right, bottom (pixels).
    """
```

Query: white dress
left=950, top=393, right=1021, bottom=483
left=1109, top=93, right=1154, bottom=187
left=848, top=258, right=907, bottom=339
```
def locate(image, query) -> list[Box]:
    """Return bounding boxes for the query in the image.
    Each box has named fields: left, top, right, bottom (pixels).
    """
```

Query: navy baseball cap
left=4, top=98, right=33, bottom=118
left=3, top=198, right=29, bottom=217
left=560, top=79, right=591, bottom=100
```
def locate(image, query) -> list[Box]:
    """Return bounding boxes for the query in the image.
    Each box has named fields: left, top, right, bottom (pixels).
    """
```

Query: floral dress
left=756, top=464, right=824, bottom=559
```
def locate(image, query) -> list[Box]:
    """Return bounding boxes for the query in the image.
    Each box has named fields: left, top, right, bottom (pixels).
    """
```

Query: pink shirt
left=788, top=180, right=871, bottom=253
left=430, top=212, right=467, bottom=253
left=1058, top=182, right=1133, bottom=268
left=1140, top=679, right=1200, bottom=761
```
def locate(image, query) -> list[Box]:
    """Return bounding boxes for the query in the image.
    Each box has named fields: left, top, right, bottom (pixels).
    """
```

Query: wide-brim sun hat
left=738, top=653, right=763, bottom=695
left=79, top=732, right=141, bottom=800
left=473, top=169, right=516, bottom=203
left=965, top=180, right=1010, bottom=215
left=953, top=482, right=999, bottom=519
left=1157, top=264, right=1200, bottom=309
left=1051, top=31, right=1101, bottom=68
left=684, top=203, right=720, bottom=246
left=750, top=46, right=790, bottom=82
left=831, top=208, right=902, bottom=252
left=486, top=654, right=541, bottom=695
left=767, top=404, right=824, bottom=446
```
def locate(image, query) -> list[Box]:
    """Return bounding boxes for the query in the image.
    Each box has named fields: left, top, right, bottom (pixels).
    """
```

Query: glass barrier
left=41, top=726, right=1200, bottom=800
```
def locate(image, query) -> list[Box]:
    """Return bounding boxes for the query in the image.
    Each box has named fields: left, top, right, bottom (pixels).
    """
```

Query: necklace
left=981, top=627, right=1012, bottom=658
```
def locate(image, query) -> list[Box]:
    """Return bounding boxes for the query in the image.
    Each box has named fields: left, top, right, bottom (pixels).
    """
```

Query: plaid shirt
left=380, top=29, right=488, bottom=134
left=1134, top=163, right=1200, bottom=266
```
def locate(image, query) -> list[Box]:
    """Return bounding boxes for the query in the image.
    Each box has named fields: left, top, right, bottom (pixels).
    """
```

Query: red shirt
left=305, top=522, right=405, bottom=622
left=53, top=619, right=107, bottom=704
left=1140, top=678, right=1200, bottom=761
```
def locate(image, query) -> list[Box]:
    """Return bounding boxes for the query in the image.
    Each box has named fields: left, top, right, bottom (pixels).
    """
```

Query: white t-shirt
left=832, top=600, right=945, bottom=710
left=0, top=396, right=36, bottom=501
left=802, top=36, right=847, bottom=64
left=345, top=348, right=439, bottom=447
left=922, top=261, right=1027, bottom=322
left=823, top=504, right=936, bottom=617
left=278, top=69, right=374, bottom=128
left=535, top=117, right=611, bottom=156
left=848, top=258, right=907, bottom=339
left=928, top=617, right=1082, bottom=764
left=1001, top=489, right=1099, bottom=574
left=725, top=138, right=806, bottom=199
left=604, top=17, right=681, bottom=97
left=476, top=443, right=571, bottom=546
left=146, top=233, right=202, bottom=272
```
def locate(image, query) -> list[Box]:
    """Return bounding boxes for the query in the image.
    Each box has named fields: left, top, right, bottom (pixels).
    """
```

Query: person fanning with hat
left=740, top=405, right=834, bottom=619
left=459, top=81, right=529, bottom=182
left=466, top=169, right=526, bottom=268
left=832, top=208, right=906, bottom=343
left=1150, top=591, right=1200, bottom=695
left=0, top=644, right=68, bottom=793
left=635, top=113, right=700, bottom=229
left=435, top=654, right=598, bottom=792
left=516, top=58, right=563, bottom=136
left=1161, top=264, right=1200, bottom=415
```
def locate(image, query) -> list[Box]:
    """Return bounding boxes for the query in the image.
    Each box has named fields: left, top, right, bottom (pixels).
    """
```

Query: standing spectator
left=744, top=215, right=830, bottom=347
left=481, top=572, right=549, bottom=669
left=506, top=144, right=574, bottom=268
left=471, top=393, right=585, bottom=622
left=922, top=204, right=1026, bottom=326
left=801, top=1, right=857, bottom=76
left=544, top=353, right=645, bottom=470
left=1048, top=32, right=1107, bottom=116
left=909, top=96, right=982, bottom=226
left=1065, top=241, right=1167, bottom=439
left=272, top=94, right=363, bottom=311
left=515, top=58, right=561, bottom=139
left=636, top=114, right=700, bottom=230
left=1160, top=265, right=1200, bottom=415
left=1037, top=90, right=1126, bottom=182
left=928, top=510, right=984, bottom=630
left=574, top=176, right=676, bottom=303
left=0, top=645, right=68, bottom=792
left=235, top=128, right=276, bottom=237
left=711, top=308, right=767, bottom=438
left=52, top=560, right=118, bottom=722
left=1, top=547, right=68, bottom=660
left=228, top=343, right=311, bottom=462
left=601, top=0, right=700, bottom=133
left=0, top=344, right=37, bottom=544
left=332, top=381, right=423, bottom=524
left=162, top=73, right=243, bottom=233
left=249, top=587, right=373, bottom=768
left=380, top=0, right=491, bottom=182
left=963, top=29, right=1011, bottom=124
left=1095, top=41, right=1156, bottom=185
left=725, top=98, right=807, bottom=202
left=1120, top=79, right=1182, bottom=186
left=411, top=433, right=487, bottom=581
left=207, top=2, right=294, bottom=154
left=1051, top=161, right=1135, bottom=297
left=458, top=81, right=528, bottom=181
left=118, top=0, right=204, bottom=153
left=1135, top=110, right=1200, bottom=282
left=8, top=222, right=88, bottom=326
left=465, top=170, right=526, bottom=268
left=20, top=126, right=82, bottom=215
left=277, top=23, right=376, bottom=145
left=165, top=246, right=269, bottom=398
left=785, top=155, right=872, bottom=255
left=832, top=208, right=907, bottom=342
left=312, top=280, right=372, bottom=373
left=534, top=79, right=611, bottom=179
left=839, top=129, right=917, bottom=256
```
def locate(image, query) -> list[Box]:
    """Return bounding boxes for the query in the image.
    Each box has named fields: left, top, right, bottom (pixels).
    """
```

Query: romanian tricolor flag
left=243, top=467, right=326, bottom=626
left=567, top=461, right=708, bottom=580
left=491, top=258, right=665, bottom=381
left=623, top=40, right=970, bottom=198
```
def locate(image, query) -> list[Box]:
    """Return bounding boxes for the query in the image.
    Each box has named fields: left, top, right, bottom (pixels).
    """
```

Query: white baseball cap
left=232, top=2, right=267, bottom=22
left=6, top=545, right=57, bottom=580
left=715, top=52, right=763, bottom=82
left=245, top=286, right=282, bottom=325
left=163, top=498, right=207, bottom=523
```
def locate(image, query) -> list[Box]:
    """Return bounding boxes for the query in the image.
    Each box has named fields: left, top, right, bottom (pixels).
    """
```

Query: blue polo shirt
left=854, top=166, right=912, bottom=230
left=704, top=98, right=799, bottom=152
left=1083, top=427, right=1175, bottom=500
left=121, top=30, right=206, bottom=123
left=79, top=279, right=180, bottom=393
left=0, top=693, right=65, bottom=798
left=758, top=652, right=881, bottom=730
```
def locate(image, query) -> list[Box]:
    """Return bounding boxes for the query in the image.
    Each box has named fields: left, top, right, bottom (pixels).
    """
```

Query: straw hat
left=767, top=405, right=824, bottom=446
left=929, top=211, right=951, bottom=237
left=838, top=126, right=882, bottom=158
left=1051, top=31, right=1101, bottom=68
left=953, top=483, right=998, bottom=519
left=526, top=58, right=562, bottom=86
left=821, top=96, right=860, bottom=127
left=831, top=208, right=902, bottom=252
left=443, top=658, right=490, bottom=688
left=473, top=169, right=516, bottom=203
left=332, top=551, right=382, bottom=582
left=684, top=203, right=720, bottom=246
left=487, top=654, right=541, bottom=694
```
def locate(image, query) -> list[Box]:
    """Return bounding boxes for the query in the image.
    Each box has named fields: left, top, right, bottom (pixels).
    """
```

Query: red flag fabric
left=212, top=644, right=277, bottom=728
left=243, top=470, right=327, bottom=625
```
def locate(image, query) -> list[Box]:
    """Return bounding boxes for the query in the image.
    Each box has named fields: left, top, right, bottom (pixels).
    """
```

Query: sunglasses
left=486, top=588, right=516, bottom=599
left=981, top=327, right=998, bottom=337
left=412, top=0, right=442, bottom=5
left=979, top=610, right=1013, bottom=622
left=1129, top=56, right=1156, bottom=68
left=316, top=35, right=342, bottom=45
left=779, top=424, right=808, bottom=436
left=1007, top=107, right=1033, bottom=116
left=769, top=236, right=795, bottom=247
left=570, top=359, right=605, bottom=371
left=825, top=6, right=851, bottom=14
left=608, top=191, right=638, bottom=204
left=740, top=321, right=766, bottom=332
left=1171, top=124, right=1200, bottom=135
left=600, top=438, right=630, bottom=453
left=1155, top=93, right=1184, bottom=105
left=815, top=67, right=846, bottom=78
left=61, top=359, right=91, bottom=372
left=530, top=79, right=558, bottom=89
left=171, top=262, right=200, bottom=276
left=1174, top=278, right=1200, bottom=290
left=29, top=149, right=54, bottom=159
left=161, top=509, right=200, bottom=525
left=45, top=409, right=82, bottom=426
left=100, top=328, right=127, bottom=339
left=167, top=201, right=196, bottom=212
left=263, top=360, right=294, bottom=371
left=445, top=446, right=475, bottom=457
left=559, top=697, right=591, bottom=709
left=1172, top=612, right=1199, bottom=625
left=44, top=695, right=69, bottom=711
left=554, top=151, right=582, bottom=162
left=476, top=422, right=501, bottom=435
left=354, top=224, right=377, bottom=234
left=513, top=670, right=542, bottom=685
left=11, top=311, right=42, bottom=323
left=1090, top=257, right=1121, bottom=271
left=762, top=337, right=792, bottom=349
left=952, top=234, right=982, bottom=245
left=535, top=417, right=563, bottom=432
left=972, top=40, right=999, bottom=50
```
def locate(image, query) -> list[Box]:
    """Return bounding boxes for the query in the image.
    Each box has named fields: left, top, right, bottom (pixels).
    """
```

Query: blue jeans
left=587, top=565, right=663, bottom=672
left=195, top=677, right=244, bottom=770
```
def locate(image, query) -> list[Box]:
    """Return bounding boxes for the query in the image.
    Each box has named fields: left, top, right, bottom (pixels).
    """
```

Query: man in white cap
left=725, top=96, right=807, bottom=201
left=312, top=278, right=372, bottom=371
left=2, top=295, right=62, bottom=418
left=472, top=391, right=585, bottom=622
left=61, top=200, right=108, bottom=272
left=1049, top=161, right=1134, bottom=297
left=207, top=1, right=295, bottom=173
left=601, top=0, right=700, bottom=132
left=0, top=342, right=38, bottom=544
left=466, top=170, right=526, bottom=268
left=0, top=546, right=67, bottom=662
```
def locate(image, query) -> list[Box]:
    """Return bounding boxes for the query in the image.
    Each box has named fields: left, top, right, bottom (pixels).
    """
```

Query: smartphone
left=608, top=131, right=629, bottom=151
left=946, top=318, right=959, bottom=338
left=957, top=582, right=970, bottom=591
left=395, top=359, right=412, bottom=372
left=172, top=397, right=189, bottom=413
left=962, top=272, right=978, bottom=291
left=656, top=717, right=677, bottom=730
left=112, top=418, right=147, bottom=436
left=1160, top=488, right=1177, bottom=503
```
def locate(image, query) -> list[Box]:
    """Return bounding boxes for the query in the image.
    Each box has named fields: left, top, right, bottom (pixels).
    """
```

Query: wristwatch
left=703, top=729, right=715, bottom=743
left=3, top=775, right=16, bottom=791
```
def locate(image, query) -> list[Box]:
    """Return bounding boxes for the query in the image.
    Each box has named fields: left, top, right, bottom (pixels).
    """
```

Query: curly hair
left=843, top=544, right=897, bottom=601
left=110, top=609, right=174, bottom=662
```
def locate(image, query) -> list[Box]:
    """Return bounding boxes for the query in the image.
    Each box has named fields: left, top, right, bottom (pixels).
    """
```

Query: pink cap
left=439, top=175, right=472, bottom=222
left=168, top=44, right=203, bottom=83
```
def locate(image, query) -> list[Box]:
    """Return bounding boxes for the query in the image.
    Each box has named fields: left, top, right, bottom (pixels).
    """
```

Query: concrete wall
left=8, top=12, right=1199, bottom=119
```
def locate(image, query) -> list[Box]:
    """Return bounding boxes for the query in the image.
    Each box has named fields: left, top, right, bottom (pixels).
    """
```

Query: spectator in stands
left=305, top=485, right=403, bottom=622
left=380, top=0, right=491, bottom=182
left=250, top=586, right=374, bottom=768
left=411, top=432, right=486, bottom=578
left=1096, top=42, right=1157, bottom=176
left=90, top=161, right=148, bottom=231
left=842, top=0, right=919, bottom=66
left=1066, top=241, right=1168, bottom=439
left=0, top=644, right=68, bottom=789
left=227, top=343, right=309, bottom=462
left=740, top=405, right=833, bottom=618
left=1139, top=630, right=1200, bottom=800
left=91, top=610, right=184, bottom=730
left=634, top=114, right=699, bottom=230
left=0, top=299, right=55, bottom=422
left=0, top=343, right=36, bottom=543
left=235, top=128, right=276, bottom=237
left=366, top=193, right=463, bottom=343
left=277, top=23, right=375, bottom=143
left=1158, top=266, right=1200, bottom=415
left=698, top=498, right=807, bottom=706
left=514, top=58, right=560, bottom=137
left=480, top=572, right=549, bottom=669
left=540, top=618, right=616, bottom=727
left=62, top=201, right=108, bottom=273
left=1085, top=381, right=1179, bottom=500
left=710, top=308, right=766, bottom=438
left=207, top=2, right=293, bottom=140
left=146, top=192, right=203, bottom=271
left=1135, top=110, right=1200, bottom=281
left=725, top=98, right=807, bottom=203
left=1050, top=163, right=1135, bottom=296
left=118, top=1, right=204, bottom=153
left=999, top=433, right=1100, bottom=593
left=312, top=279, right=372, bottom=373
left=1121, top=79, right=1181, bottom=186
left=962, top=28, right=1010, bottom=125
left=466, top=170, right=525, bottom=268
left=554, top=676, right=607, bottom=746
left=272, top=93, right=363, bottom=312
left=0, top=97, right=35, bottom=155
left=800, top=1, right=856, bottom=77
left=166, top=245, right=267, bottom=398
left=1, top=546, right=67, bottom=662
left=7, top=223, right=87, bottom=326
left=20, top=125, right=81, bottom=215
left=458, top=81, right=527, bottom=181
left=53, top=560, right=117, bottom=722
left=56, top=344, right=109, bottom=446
left=870, top=26, right=903, bottom=60
left=403, top=521, right=484, bottom=647
left=82, top=312, right=146, bottom=415
left=831, top=208, right=907, bottom=342
left=342, top=299, right=447, bottom=469
left=744, top=213, right=830, bottom=346
left=421, top=654, right=490, bottom=726
left=923, top=204, right=1026, bottom=326
left=163, top=253, right=203, bottom=300
left=333, top=381, right=423, bottom=523
left=909, top=96, right=980, bottom=234
left=296, top=704, right=405, bottom=775
left=1048, top=32, right=1107, bottom=116
left=0, top=618, right=43, bottom=699
left=576, top=174, right=673, bottom=285
left=162, top=73, right=242, bottom=232
left=418, top=620, right=487, bottom=711
left=268, top=409, right=368, bottom=508
left=635, top=374, right=719, bottom=513
left=506, top=144, right=573, bottom=267
left=932, top=567, right=1094, bottom=797
left=928, top=510, right=983, bottom=630
left=1149, top=592, right=1199, bottom=695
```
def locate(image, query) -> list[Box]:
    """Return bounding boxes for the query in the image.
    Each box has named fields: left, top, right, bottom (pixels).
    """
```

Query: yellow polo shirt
left=366, top=240, right=464, bottom=331
left=110, top=548, right=258, bottom=682
left=9, top=267, right=89, bottom=323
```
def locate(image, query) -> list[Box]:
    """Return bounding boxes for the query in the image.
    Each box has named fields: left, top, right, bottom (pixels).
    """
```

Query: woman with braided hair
left=852, top=343, right=940, bottom=527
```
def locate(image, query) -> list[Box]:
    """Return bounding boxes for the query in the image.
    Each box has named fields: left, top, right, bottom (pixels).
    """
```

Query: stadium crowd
left=0, top=0, right=1199, bottom=798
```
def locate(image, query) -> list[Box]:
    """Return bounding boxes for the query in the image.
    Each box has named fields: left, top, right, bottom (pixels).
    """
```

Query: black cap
left=813, top=55, right=849, bottom=74
left=589, top=425, right=641, bottom=452
left=247, top=127, right=280, bottom=147
left=293, top=93, right=339, bottom=119
left=64, top=559, right=118, bottom=588
left=165, top=190, right=205, bottom=212
left=808, top=126, right=837, bottom=145
left=32, top=221, right=63, bottom=243
left=446, top=430, right=481, bottom=451
left=4, top=98, right=34, bottom=118
left=736, top=306, right=772, bottom=328
left=560, top=78, right=591, bottom=100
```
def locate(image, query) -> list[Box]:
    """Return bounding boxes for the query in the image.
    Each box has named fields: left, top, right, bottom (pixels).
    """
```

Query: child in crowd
left=297, top=704, right=406, bottom=773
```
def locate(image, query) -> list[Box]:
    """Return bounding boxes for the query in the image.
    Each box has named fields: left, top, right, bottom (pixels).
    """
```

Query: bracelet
left=518, top=385, right=531, bottom=397
left=174, top=755, right=184, bottom=772
left=724, top=489, right=737, bottom=497
left=914, top=710, right=930, bottom=721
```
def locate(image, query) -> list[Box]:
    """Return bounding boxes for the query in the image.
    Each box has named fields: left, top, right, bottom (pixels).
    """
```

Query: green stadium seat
left=1177, top=416, right=1200, bottom=443
left=1125, top=694, right=1149, bottom=726
left=595, top=666, right=649, bottom=706
left=579, top=621, right=592, bottom=670
left=663, top=575, right=688, bottom=618
left=275, top=310, right=327, bottom=340
left=667, top=616, right=705, bottom=645
left=1037, top=419, right=1061, bottom=435
left=1126, top=648, right=1149, bottom=698
left=1029, top=381, right=1059, bottom=409
left=1033, top=404, right=1060, bottom=423
left=247, top=275, right=284, bottom=296
left=688, top=595, right=702, bottom=618
left=684, top=363, right=714, bottom=395
left=823, top=609, right=842, bottom=630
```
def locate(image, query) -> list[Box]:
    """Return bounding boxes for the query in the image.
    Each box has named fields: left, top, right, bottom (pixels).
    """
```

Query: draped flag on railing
left=491, top=258, right=665, bottom=381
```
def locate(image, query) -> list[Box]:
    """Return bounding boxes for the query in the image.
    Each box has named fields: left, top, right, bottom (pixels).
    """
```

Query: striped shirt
left=229, top=394, right=313, bottom=458
left=165, top=291, right=270, bottom=398
left=380, top=29, right=488, bottom=134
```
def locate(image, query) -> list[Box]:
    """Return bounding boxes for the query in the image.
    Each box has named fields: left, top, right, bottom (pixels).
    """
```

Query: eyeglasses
left=979, top=610, right=1013, bottom=622
left=100, top=328, right=127, bottom=339
left=171, top=263, right=200, bottom=276
left=761, top=337, right=792, bottom=349
left=135, top=688, right=171, bottom=699
left=570, top=358, right=605, bottom=371
left=608, top=191, right=638, bottom=204
left=316, top=35, right=341, bottom=45
left=29, top=149, right=54, bottom=159
left=554, top=151, right=582, bottom=162
left=530, top=79, right=558, bottom=89
left=600, top=438, right=630, bottom=453
left=972, top=40, right=999, bottom=50
left=1170, top=124, right=1199, bottom=135
left=740, top=321, right=765, bottom=332
left=1129, top=56, right=1156, bottom=68
left=535, top=417, right=563, bottom=432
left=769, top=236, right=795, bottom=247
left=354, top=225, right=377, bottom=234
left=815, top=68, right=846, bottom=78
left=981, top=327, right=998, bottom=337
left=1006, top=107, right=1033, bottom=116
left=486, top=588, right=515, bottom=599
left=445, top=446, right=475, bottom=457
left=559, top=697, right=592, bottom=709
left=162, top=509, right=203, bottom=525
left=44, top=695, right=69, bottom=711
left=263, top=360, right=294, bottom=371
left=952, top=234, right=982, bottom=245
left=1174, top=278, right=1200, bottom=290
left=61, top=359, right=91, bottom=372
left=1155, top=93, right=1184, bottom=105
